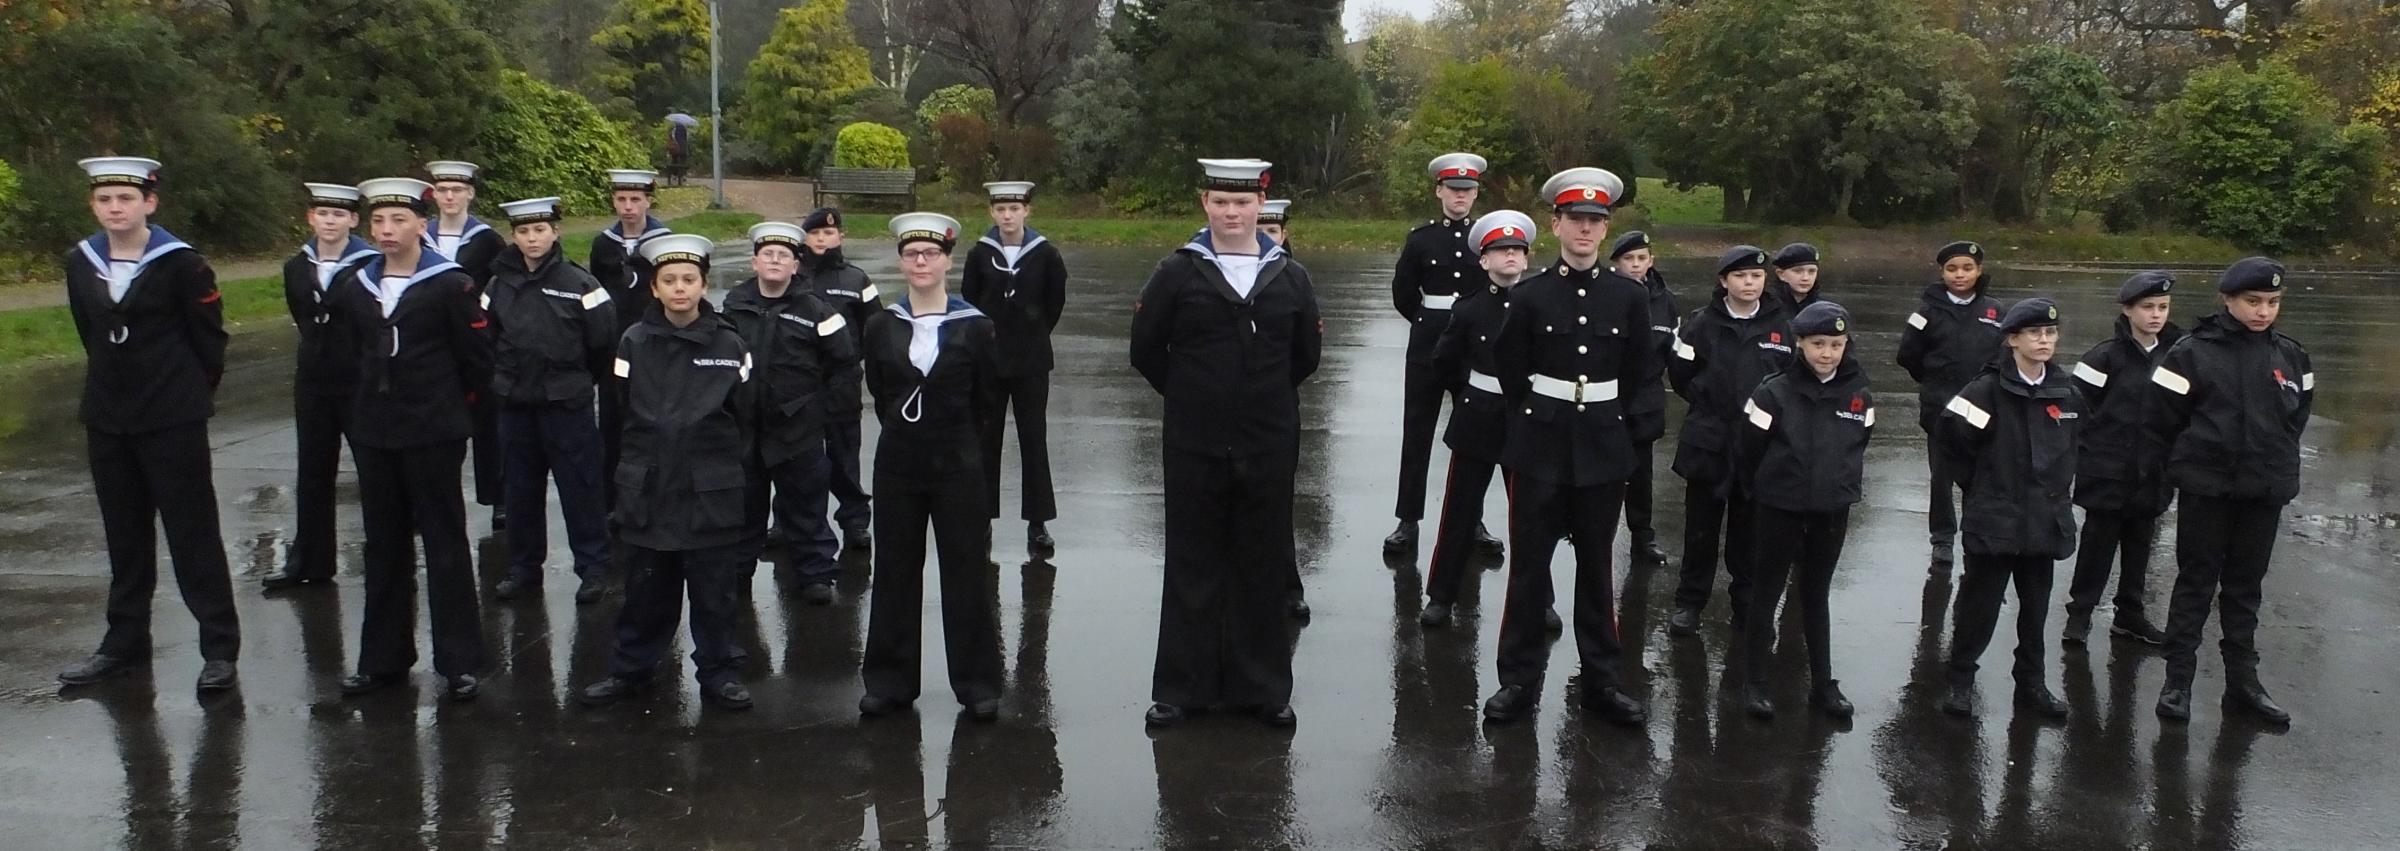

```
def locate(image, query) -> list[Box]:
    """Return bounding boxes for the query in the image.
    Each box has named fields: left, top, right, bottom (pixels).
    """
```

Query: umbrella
left=664, top=112, right=700, bottom=128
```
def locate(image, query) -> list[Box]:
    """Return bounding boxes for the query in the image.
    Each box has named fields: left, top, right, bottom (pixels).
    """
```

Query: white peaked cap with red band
left=639, top=233, right=716, bottom=269
left=81, top=156, right=162, bottom=189
left=1197, top=158, right=1272, bottom=192
left=1428, top=152, right=1488, bottom=188
left=891, top=211, right=963, bottom=250
left=1541, top=167, right=1624, bottom=216
left=1259, top=199, right=1291, bottom=224
left=358, top=177, right=435, bottom=212
left=1469, top=210, right=1537, bottom=252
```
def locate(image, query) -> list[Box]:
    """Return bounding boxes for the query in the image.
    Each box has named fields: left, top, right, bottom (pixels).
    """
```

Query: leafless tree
left=907, top=0, right=1103, bottom=125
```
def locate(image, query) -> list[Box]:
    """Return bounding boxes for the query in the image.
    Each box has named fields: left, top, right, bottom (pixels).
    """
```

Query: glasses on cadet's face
left=902, top=248, right=944, bottom=261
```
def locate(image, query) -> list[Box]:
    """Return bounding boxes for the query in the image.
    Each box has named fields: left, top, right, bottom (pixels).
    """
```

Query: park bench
left=816, top=167, right=916, bottom=208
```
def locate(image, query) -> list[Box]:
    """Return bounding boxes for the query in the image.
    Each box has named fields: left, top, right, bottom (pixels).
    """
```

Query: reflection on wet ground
left=2, top=247, right=2397, bottom=848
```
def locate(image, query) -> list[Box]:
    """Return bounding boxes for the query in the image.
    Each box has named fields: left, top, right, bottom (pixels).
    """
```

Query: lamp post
left=709, top=0, right=727, bottom=209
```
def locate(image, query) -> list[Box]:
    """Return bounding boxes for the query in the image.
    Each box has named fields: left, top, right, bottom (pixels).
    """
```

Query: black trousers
left=1394, top=357, right=1448, bottom=522
left=825, top=415, right=872, bottom=530
left=2067, top=507, right=2159, bottom=620
left=1745, top=505, right=1850, bottom=687
left=1153, top=448, right=1297, bottom=708
left=862, top=467, right=1004, bottom=705
left=353, top=440, right=485, bottom=677
left=2162, top=494, right=2280, bottom=689
left=1674, top=477, right=1754, bottom=617
left=1622, top=436, right=1660, bottom=542
left=1424, top=455, right=1501, bottom=605
left=1925, top=439, right=1959, bottom=545
left=754, top=446, right=838, bottom=584
left=291, top=388, right=353, bottom=581
left=980, top=372, right=1057, bottom=522
left=89, top=423, right=239, bottom=662
left=610, top=541, right=748, bottom=688
left=469, top=393, right=501, bottom=508
left=1495, top=474, right=1625, bottom=690
left=1946, top=551, right=2055, bottom=687
left=500, top=401, right=609, bottom=583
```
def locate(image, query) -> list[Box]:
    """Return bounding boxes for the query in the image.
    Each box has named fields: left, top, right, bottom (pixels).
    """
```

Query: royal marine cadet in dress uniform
left=56, top=156, right=241, bottom=692
left=963, top=180, right=1069, bottom=555
left=1385, top=152, right=1502, bottom=556
left=802, top=206, right=883, bottom=549
left=1609, top=231, right=1677, bottom=566
left=483, top=196, right=616, bottom=605
left=1132, top=159, right=1324, bottom=730
left=856, top=212, right=1007, bottom=723
left=1417, top=210, right=1537, bottom=629
left=724, top=221, right=855, bottom=605
left=2062, top=271, right=2184, bottom=647
left=263, top=182, right=377, bottom=591
left=334, top=177, right=493, bottom=703
left=2146, top=258, right=2310, bottom=726
left=1666, top=246, right=1794, bottom=637
left=1936, top=297, right=2081, bottom=721
left=592, top=169, right=667, bottom=507
left=578, top=233, right=759, bottom=712
left=1481, top=167, right=1652, bottom=727
left=1898, top=241, right=2006, bottom=569
left=425, top=161, right=508, bottom=529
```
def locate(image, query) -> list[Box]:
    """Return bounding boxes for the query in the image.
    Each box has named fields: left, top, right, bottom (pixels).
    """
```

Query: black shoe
left=1741, top=683, right=1776, bottom=720
left=195, top=660, right=237, bottom=692
left=706, top=681, right=754, bottom=711
left=966, top=698, right=1000, bottom=722
left=1667, top=607, right=1701, bottom=637
left=1259, top=704, right=1297, bottom=728
left=1581, top=686, right=1648, bottom=726
left=1939, top=682, right=1974, bottom=717
left=1483, top=684, right=1537, bottom=723
left=859, top=694, right=908, bottom=717
left=1286, top=591, right=1311, bottom=621
left=2111, top=616, right=2167, bottom=646
left=2014, top=684, right=2068, bottom=719
left=1145, top=703, right=1186, bottom=728
left=798, top=582, right=838, bottom=605
left=2156, top=686, right=2193, bottom=721
left=1930, top=541, right=1955, bottom=571
left=579, top=676, right=647, bottom=707
left=2061, top=609, right=2092, bottom=646
left=447, top=675, right=481, bottom=702
left=1027, top=522, right=1055, bottom=555
left=1474, top=522, right=1504, bottom=556
left=2225, top=686, right=2291, bottom=724
left=1810, top=680, right=1855, bottom=719
left=1634, top=537, right=1670, bottom=566
left=1544, top=607, right=1564, bottom=633
left=57, top=653, right=143, bottom=686
left=340, top=672, right=405, bottom=697
left=1382, top=520, right=1418, bottom=552
left=261, top=572, right=327, bottom=591
left=1418, top=600, right=1453, bottom=628
left=843, top=523, right=872, bottom=552
left=574, top=574, right=606, bottom=605
left=494, top=577, right=536, bottom=601
left=490, top=506, right=507, bottom=532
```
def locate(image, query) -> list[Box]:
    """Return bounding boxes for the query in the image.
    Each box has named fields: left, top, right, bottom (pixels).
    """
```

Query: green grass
left=558, top=210, right=763, bottom=260
left=1624, top=177, right=1725, bottom=227
left=820, top=213, right=1419, bottom=251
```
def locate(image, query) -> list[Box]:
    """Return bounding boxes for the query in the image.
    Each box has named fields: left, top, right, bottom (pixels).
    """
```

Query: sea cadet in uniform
left=1259, top=199, right=1291, bottom=246
left=263, top=182, right=376, bottom=591
left=724, top=221, right=855, bottom=605
left=1665, top=246, right=1794, bottom=637
left=963, top=180, right=1069, bottom=556
left=425, top=160, right=507, bottom=529
left=2062, top=271, right=2183, bottom=647
left=591, top=168, right=667, bottom=508
left=803, top=206, right=882, bottom=551
left=1768, top=242, right=1825, bottom=314
left=1417, top=210, right=1536, bottom=628
left=1385, top=152, right=1501, bottom=557
left=1609, top=231, right=1676, bottom=566
left=56, top=156, right=241, bottom=692
left=1898, top=241, right=2006, bottom=570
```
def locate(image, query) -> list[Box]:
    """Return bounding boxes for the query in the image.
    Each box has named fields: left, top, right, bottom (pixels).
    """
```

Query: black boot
left=579, top=676, right=649, bottom=707
left=1482, top=684, right=1537, bottom=723
left=1028, top=521, right=1056, bottom=556
left=1810, top=680, right=1854, bottom=719
left=1939, top=682, right=1974, bottom=717
left=2110, top=615, right=2167, bottom=646
left=1383, top=520, right=1418, bottom=552
left=1667, top=607, right=1701, bottom=637
left=1474, top=522, right=1503, bottom=557
left=2014, top=684, right=2067, bottom=720
left=2156, top=685, right=2193, bottom=721
left=1741, top=682, right=1775, bottom=720
left=57, top=653, right=145, bottom=686
left=2225, top=685, right=2291, bottom=724
left=2060, top=608, right=2092, bottom=646
left=1581, top=685, right=1648, bottom=726
left=1418, top=600, right=1453, bottom=628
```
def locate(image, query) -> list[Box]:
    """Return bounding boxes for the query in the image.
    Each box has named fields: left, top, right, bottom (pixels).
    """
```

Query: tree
left=736, top=0, right=876, bottom=172
left=2136, top=60, right=2383, bottom=251
left=916, top=84, right=997, bottom=127
left=472, top=70, right=648, bottom=216
left=853, top=0, right=924, bottom=93
left=907, top=0, right=1102, bottom=126
left=1049, top=39, right=1139, bottom=190
left=593, top=0, right=712, bottom=122
left=1999, top=45, right=2123, bottom=220
left=1382, top=59, right=1539, bottom=207
left=1112, top=0, right=1368, bottom=203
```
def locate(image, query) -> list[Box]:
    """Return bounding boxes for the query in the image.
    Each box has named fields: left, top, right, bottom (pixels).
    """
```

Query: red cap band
left=1554, top=187, right=1611, bottom=207
left=1480, top=225, right=1523, bottom=248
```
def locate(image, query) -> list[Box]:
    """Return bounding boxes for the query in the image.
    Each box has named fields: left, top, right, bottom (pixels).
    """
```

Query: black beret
left=1999, top=297, right=2061, bottom=334
left=1717, top=245, right=1771, bottom=277
left=1791, top=301, right=1850, bottom=337
left=1773, top=242, right=1820, bottom=269
left=2116, top=271, right=2175, bottom=304
left=801, top=206, right=843, bottom=232
left=1936, top=240, right=1985, bottom=265
left=1611, top=231, right=1652, bottom=259
left=2217, top=256, right=2286, bottom=294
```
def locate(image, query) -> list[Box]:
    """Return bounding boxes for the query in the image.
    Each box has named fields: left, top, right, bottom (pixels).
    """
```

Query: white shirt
left=905, top=312, right=947, bottom=373
left=1213, top=254, right=1265, bottom=299
left=433, top=233, right=464, bottom=258
left=107, top=259, right=137, bottom=303
left=378, top=275, right=410, bottom=318
left=315, top=259, right=344, bottom=291
left=1001, top=245, right=1024, bottom=267
left=1724, top=298, right=1759, bottom=319
left=2017, top=365, right=2047, bottom=386
left=1947, top=291, right=1976, bottom=306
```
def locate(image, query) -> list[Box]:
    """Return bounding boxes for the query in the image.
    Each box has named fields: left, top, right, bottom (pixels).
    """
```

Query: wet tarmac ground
left=3, top=246, right=2399, bottom=849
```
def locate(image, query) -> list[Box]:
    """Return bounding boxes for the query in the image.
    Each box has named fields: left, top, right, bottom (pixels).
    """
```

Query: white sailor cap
left=358, top=177, right=435, bottom=214
left=638, top=232, right=715, bottom=271
left=81, top=157, right=161, bottom=190
left=608, top=169, right=659, bottom=193
left=1428, top=152, right=1488, bottom=188
left=500, top=197, right=563, bottom=226
left=1259, top=199, right=1291, bottom=226
left=426, top=161, right=481, bottom=184
left=983, top=181, right=1036, bottom=203
left=891, top=212, right=963, bottom=252
left=748, top=221, right=807, bottom=252
left=1541, top=167, right=1625, bottom=216
left=1469, top=210, right=1537, bottom=252
left=305, top=182, right=363, bottom=211
left=1197, top=158, right=1272, bottom=192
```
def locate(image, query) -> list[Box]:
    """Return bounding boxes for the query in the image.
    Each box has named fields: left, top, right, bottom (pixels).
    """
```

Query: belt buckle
left=1572, top=380, right=1586, bottom=403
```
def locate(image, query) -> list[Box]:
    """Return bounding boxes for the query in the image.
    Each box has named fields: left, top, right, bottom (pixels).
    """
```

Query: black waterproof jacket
left=1940, top=360, right=2084, bottom=559
left=1897, top=280, right=2006, bottom=431
left=610, top=301, right=753, bottom=552
left=807, top=246, right=881, bottom=415
left=484, top=245, right=616, bottom=406
left=1668, top=291, right=1793, bottom=484
left=2070, top=316, right=2186, bottom=514
left=1735, top=355, right=1874, bottom=513
left=724, top=278, right=855, bottom=466
left=2143, top=311, right=2314, bottom=505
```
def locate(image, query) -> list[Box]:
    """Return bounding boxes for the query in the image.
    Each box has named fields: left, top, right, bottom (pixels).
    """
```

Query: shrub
left=472, top=70, right=649, bottom=217
left=832, top=122, right=911, bottom=169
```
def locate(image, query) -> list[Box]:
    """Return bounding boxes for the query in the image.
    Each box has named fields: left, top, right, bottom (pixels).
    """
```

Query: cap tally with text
left=426, top=161, right=481, bottom=185
left=1197, top=158, right=1272, bottom=193
left=2116, top=270, right=2175, bottom=304
left=1427, top=152, right=1488, bottom=189
left=1610, top=231, right=1652, bottom=260
left=1792, top=301, right=1851, bottom=337
left=81, top=157, right=161, bottom=190
left=1936, top=240, right=1985, bottom=266
left=984, top=181, right=1036, bottom=204
left=358, top=177, right=435, bottom=214
left=2217, top=257, right=2285, bottom=295
left=1717, top=244, right=1771, bottom=277
left=749, top=221, right=806, bottom=252
left=1469, top=210, right=1536, bottom=253
left=1540, top=167, right=1624, bottom=216
left=892, top=211, right=963, bottom=252
left=639, top=232, right=715, bottom=271
left=1258, top=200, right=1291, bottom=226
left=607, top=169, right=659, bottom=193
left=1999, top=297, right=2061, bottom=334
left=499, top=197, right=563, bottom=227
left=801, top=206, right=843, bottom=232
left=305, top=182, right=363, bottom=212
left=1773, top=242, right=1821, bottom=269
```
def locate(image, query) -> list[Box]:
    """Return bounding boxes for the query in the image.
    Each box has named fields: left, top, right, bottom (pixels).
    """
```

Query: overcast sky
left=1342, top=0, right=1442, bottom=39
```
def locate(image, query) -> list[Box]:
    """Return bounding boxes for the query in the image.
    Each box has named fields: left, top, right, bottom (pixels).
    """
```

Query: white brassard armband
left=1864, top=407, right=1876, bottom=428
left=817, top=312, right=847, bottom=336
left=1673, top=338, right=1697, bottom=361
left=2073, top=362, right=2107, bottom=387
left=1945, top=394, right=1991, bottom=430
left=1906, top=312, right=1928, bottom=330
left=857, top=284, right=880, bottom=302
left=612, top=358, right=631, bottom=378
left=1745, top=398, right=1772, bottom=430
left=2151, top=367, right=2191, bottom=396
left=583, top=288, right=611, bottom=309
left=2301, top=372, right=2315, bottom=391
